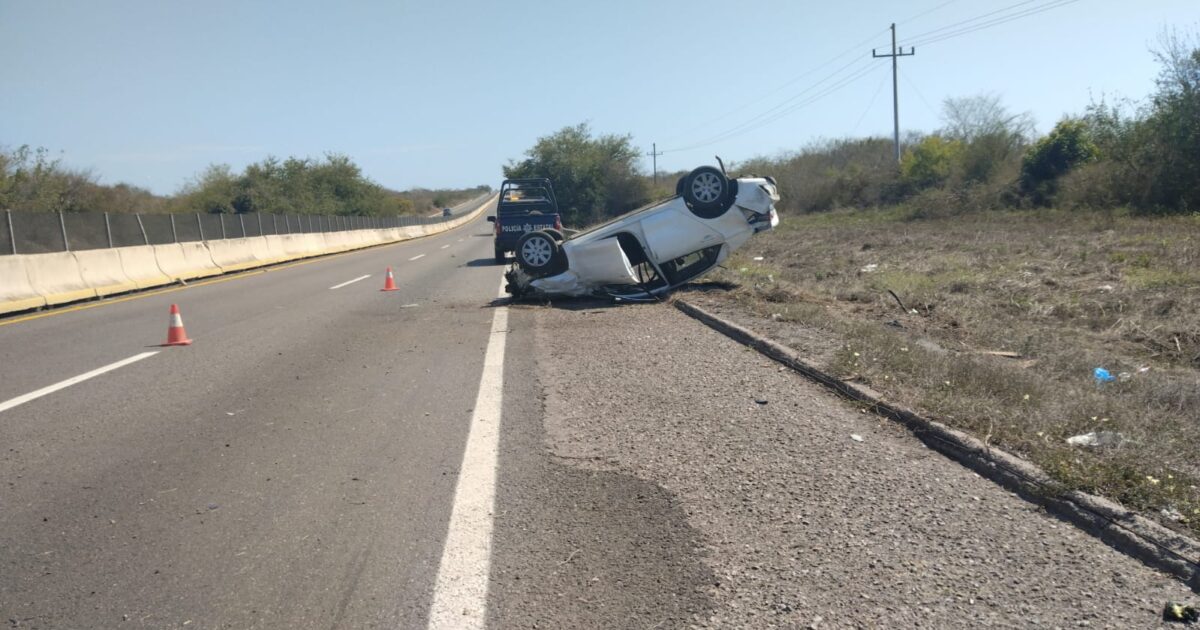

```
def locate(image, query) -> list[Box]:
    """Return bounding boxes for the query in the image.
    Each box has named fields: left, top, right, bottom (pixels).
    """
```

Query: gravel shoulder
left=532, top=301, right=1194, bottom=628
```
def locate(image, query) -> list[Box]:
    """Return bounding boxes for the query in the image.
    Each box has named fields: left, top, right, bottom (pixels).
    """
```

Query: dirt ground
left=683, top=207, right=1200, bottom=539
left=532, top=302, right=1194, bottom=628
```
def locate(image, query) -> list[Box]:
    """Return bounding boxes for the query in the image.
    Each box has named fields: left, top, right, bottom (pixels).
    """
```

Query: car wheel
left=675, top=175, right=686, bottom=196
left=682, top=166, right=734, bottom=219
left=494, top=246, right=506, bottom=264
left=544, top=228, right=565, bottom=243
left=516, top=231, right=565, bottom=277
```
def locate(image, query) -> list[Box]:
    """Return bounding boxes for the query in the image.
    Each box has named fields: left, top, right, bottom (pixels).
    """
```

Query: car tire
left=682, top=166, right=734, bottom=219
left=675, top=175, right=686, bottom=196
left=516, top=230, right=566, bottom=278
left=544, top=228, right=565, bottom=243
left=494, top=246, right=506, bottom=264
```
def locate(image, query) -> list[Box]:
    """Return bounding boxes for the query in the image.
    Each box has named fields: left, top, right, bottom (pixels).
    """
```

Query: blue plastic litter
left=1093, top=367, right=1116, bottom=384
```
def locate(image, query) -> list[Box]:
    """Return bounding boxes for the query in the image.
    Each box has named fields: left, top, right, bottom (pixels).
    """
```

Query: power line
left=897, top=0, right=960, bottom=26
left=660, top=27, right=890, bottom=143
left=662, top=62, right=884, bottom=153
left=670, top=56, right=873, bottom=145
left=657, top=0, right=1080, bottom=156
left=901, top=0, right=1042, bottom=43
left=906, top=0, right=1081, bottom=47
left=661, top=54, right=878, bottom=151
left=851, top=70, right=891, bottom=135
left=899, top=66, right=939, bottom=119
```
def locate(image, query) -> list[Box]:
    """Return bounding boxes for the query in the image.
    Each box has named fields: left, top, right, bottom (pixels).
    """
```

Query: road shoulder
left=528, top=301, right=1192, bottom=627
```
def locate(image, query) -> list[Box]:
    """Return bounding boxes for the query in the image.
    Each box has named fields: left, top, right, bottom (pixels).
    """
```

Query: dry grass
left=697, top=207, right=1200, bottom=536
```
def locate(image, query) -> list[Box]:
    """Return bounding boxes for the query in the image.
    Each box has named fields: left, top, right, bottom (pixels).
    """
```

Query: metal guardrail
left=0, top=193, right=492, bottom=256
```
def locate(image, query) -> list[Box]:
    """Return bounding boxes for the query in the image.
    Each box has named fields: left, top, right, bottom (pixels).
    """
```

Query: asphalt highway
left=3, top=205, right=1195, bottom=629
left=0, top=207, right=520, bottom=628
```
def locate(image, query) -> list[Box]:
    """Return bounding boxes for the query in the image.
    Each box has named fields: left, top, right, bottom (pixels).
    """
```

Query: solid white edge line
left=329, top=274, right=372, bottom=290
left=426, top=275, right=508, bottom=630
left=409, top=254, right=426, bottom=261
left=0, top=351, right=160, bottom=414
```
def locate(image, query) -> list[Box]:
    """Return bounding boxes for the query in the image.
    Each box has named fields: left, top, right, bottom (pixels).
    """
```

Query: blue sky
left=2, top=0, right=1197, bottom=194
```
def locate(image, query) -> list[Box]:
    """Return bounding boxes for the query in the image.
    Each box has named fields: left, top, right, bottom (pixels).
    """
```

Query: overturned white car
left=504, top=165, right=780, bottom=301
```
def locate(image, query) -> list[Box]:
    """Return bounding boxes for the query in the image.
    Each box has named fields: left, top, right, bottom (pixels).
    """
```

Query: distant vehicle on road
left=442, top=207, right=453, bottom=217
left=488, top=178, right=563, bottom=263
left=504, top=165, right=779, bottom=301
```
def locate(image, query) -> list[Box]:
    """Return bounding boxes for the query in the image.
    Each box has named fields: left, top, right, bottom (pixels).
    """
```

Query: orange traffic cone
left=380, top=267, right=399, bottom=292
left=163, top=304, right=192, bottom=346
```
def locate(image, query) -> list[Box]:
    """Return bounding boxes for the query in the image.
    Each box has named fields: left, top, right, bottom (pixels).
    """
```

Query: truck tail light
left=494, top=217, right=501, bottom=236
left=554, top=216, right=562, bottom=230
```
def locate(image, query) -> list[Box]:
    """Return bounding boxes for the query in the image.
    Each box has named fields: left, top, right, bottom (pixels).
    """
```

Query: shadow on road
left=490, top=280, right=737, bottom=311
left=464, top=257, right=505, bottom=268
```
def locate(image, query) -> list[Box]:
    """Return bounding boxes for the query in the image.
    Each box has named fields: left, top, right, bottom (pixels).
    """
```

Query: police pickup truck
left=488, top=178, right=563, bottom=263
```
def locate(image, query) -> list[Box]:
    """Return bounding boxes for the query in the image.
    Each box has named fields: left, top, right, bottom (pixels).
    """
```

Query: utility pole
left=647, top=143, right=664, bottom=186
left=873, top=23, right=915, bottom=164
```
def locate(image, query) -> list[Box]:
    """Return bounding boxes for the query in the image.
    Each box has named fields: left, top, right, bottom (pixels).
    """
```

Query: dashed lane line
left=0, top=351, right=159, bottom=415
left=329, top=274, right=371, bottom=290
left=328, top=271, right=369, bottom=289
left=409, top=254, right=426, bottom=261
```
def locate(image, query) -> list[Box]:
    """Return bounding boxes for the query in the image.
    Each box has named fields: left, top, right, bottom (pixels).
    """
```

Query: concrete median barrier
left=261, top=236, right=289, bottom=262
left=274, top=234, right=311, bottom=258
left=322, top=232, right=353, bottom=253
left=24, top=252, right=97, bottom=306
left=300, top=234, right=326, bottom=256
left=0, top=256, right=47, bottom=315
left=207, top=238, right=262, bottom=273
left=153, top=243, right=220, bottom=281
left=180, top=242, right=223, bottom=277
left=72, top=249, right=139, bottom=297
left=117, top=245, right=172, bottom=289
left=1, top=196, right=498, bottom=316
left=245, top=236, right=280, bottom=265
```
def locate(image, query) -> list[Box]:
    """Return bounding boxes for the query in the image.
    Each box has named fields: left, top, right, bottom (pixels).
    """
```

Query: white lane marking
left=440, top=245, right=450, bottom=249
left=427, top=276, right=508, bottom=630
left=329, top=274, right=371, bottom=290
left=409, top=254, right=426, bottom=261
left=0, top=351, right=159, bottom=414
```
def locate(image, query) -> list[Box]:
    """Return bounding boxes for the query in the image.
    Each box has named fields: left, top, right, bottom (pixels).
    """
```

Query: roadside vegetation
left=0, top=148, right=486, bottom=217
left=689, top=28, right=1200, bottom=537
left=737, top=29, right=1199, bottom=217
left=503, top=123, right=653, bottom=227
left=393, top=185, right=492, bottom=215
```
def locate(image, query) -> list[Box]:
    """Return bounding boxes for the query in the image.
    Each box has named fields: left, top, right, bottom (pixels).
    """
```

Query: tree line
left=505, top=29, right=1198, bottom=223
left=0, top=149, right=488, bottom=217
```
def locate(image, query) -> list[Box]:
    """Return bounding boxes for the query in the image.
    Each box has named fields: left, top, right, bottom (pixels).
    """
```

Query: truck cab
left=488, top=178, right=563, bottom=263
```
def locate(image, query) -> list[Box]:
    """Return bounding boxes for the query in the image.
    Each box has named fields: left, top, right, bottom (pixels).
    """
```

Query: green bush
left=939, top=94, right=1034, bottom=185
left=174, top=154, right=414, bottom=217
left=737, top=137, right=899, bottom=214
left=1074, top=30, right=1199, bottom=214
left=0, top=145, right=96, bottom=213
left=1020, top=119, right=1099, bottom=205
left=901, top=135, right=962, bottom=189
left=503, top=123, right=650, bottom=226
